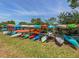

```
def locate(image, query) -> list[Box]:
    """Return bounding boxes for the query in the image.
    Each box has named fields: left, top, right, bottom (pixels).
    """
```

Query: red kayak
left=29, top=34, right=36, bottom=39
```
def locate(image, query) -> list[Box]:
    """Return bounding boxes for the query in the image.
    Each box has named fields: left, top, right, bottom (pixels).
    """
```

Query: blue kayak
left=72, top=36, right=79, bottom=43
left=33, top=35, right=40, bottom=41
left=34, top=25, right=41, bottom=28
left=64, top=35, right=79, bottom=48
left=14, top=25, right=21, bottom=30
left=48, top=25, right=56, bottom=28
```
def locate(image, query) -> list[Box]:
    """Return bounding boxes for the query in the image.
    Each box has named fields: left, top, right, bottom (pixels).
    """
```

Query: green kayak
left=67, top=24, right=77, bottom=29
left=23, top=34, right=30, bottom=39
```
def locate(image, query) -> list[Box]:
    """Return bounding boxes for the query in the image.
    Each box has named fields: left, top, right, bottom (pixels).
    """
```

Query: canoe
left=23, top=34, right=30, bottom=39
left=10, top=33, right=22, bottom=37
left=33, top=35, right=40, bottom=41
left=55, top=36, right=64, bottom=45
left=64, top=35, right=79, bottom=48
left=41, top=36, right=48, bottom=42
left=3, top=31, right=9, bottom=34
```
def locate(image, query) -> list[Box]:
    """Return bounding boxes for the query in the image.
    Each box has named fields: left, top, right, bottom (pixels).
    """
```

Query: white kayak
left=41, top=36, right=47, bottom=42
left=47, top=32, right=55, bottom=37
left=55, top=36, right=64, bottom=45
left=3, top=31, right=9, bottom=35
left=10, top=33, right=22, bottom=37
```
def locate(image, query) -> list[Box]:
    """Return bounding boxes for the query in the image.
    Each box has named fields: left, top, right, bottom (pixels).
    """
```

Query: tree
left=31, top=18, right=43, bottom=25
left=48, top=17, right=57, bottom=24
left=58, top=11, right=79, bottom=24
left=7, top=20, right=15, bottom=25
left=67, top=0, right=79, bottom=9
left=19, top=22, right=28, bottom=25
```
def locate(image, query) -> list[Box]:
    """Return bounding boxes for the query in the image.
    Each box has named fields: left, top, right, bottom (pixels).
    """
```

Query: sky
left=0, top=0, right=77, bottom=24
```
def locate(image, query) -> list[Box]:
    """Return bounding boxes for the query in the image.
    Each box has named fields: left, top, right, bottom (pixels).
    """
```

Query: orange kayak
left=16, top=30, right=30, bottom=33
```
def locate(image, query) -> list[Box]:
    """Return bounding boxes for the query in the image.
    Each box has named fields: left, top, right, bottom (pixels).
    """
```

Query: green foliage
left=58, top=11, right=79, bottom=24
left=67, top=0, right=79, bottom=9
left=19, top=22, right=28, bottom=25
left=44, top=17, right=57, bottom=25
left=31, top=18, right=44, bottom=25
left=6, top=20, right=15, bottom=24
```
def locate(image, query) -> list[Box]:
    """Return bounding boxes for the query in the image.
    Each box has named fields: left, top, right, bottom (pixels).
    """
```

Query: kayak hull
left=3, top=31, right=9, bottom=35
left=41, top=36, right=47, bottom=42
left=10, top=33, right=22, bottom=37
left=56, top=37, right=64, bottom=45
left=64, top=35, right=79, bottom=48
left=33, top=35, right=40, bottom=41
left=23, top=34, right=30, bottom=39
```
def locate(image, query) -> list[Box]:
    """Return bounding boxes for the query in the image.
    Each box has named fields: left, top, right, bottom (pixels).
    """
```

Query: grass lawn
left=0, top=32, right=79, bottom=58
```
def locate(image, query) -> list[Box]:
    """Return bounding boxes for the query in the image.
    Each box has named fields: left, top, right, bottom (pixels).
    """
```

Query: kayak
left=57, top=25, right=67, bottom=28
left=34, top=25, right=41, bottom=28
left=16, top=30, right=30, bottom=33
left=55, top=36, right=64, bottom=45
left=67, top=24, right=77, bottom=29
left=14, top=25, right=21, bottom=30
left=48, top=25, right=56, bottom=28
left=18, top=34, right=25, bottom=37
left=72, top=36, right=79, bottom=43
left=7, top=31, right=12, bottom=35
left=2, top=28, right=7, bottom=31
left=10, top=33, right=22, bottom=37
left=7, top=31, right=16, bottom=35
left=64, top=35, right=79, bottom=48
left=3, top=31, right=9, bottom=35
left=41, top=36, right=48, bottom=42
left=29, top=34, right=36, bottom=39
left=11, top=31, right=17, bottom=35
left=33, top=35, right=40, bottom=41
left=23, top=34, right=30, bottom=39
left=47, top=32, right=55, bottom=38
